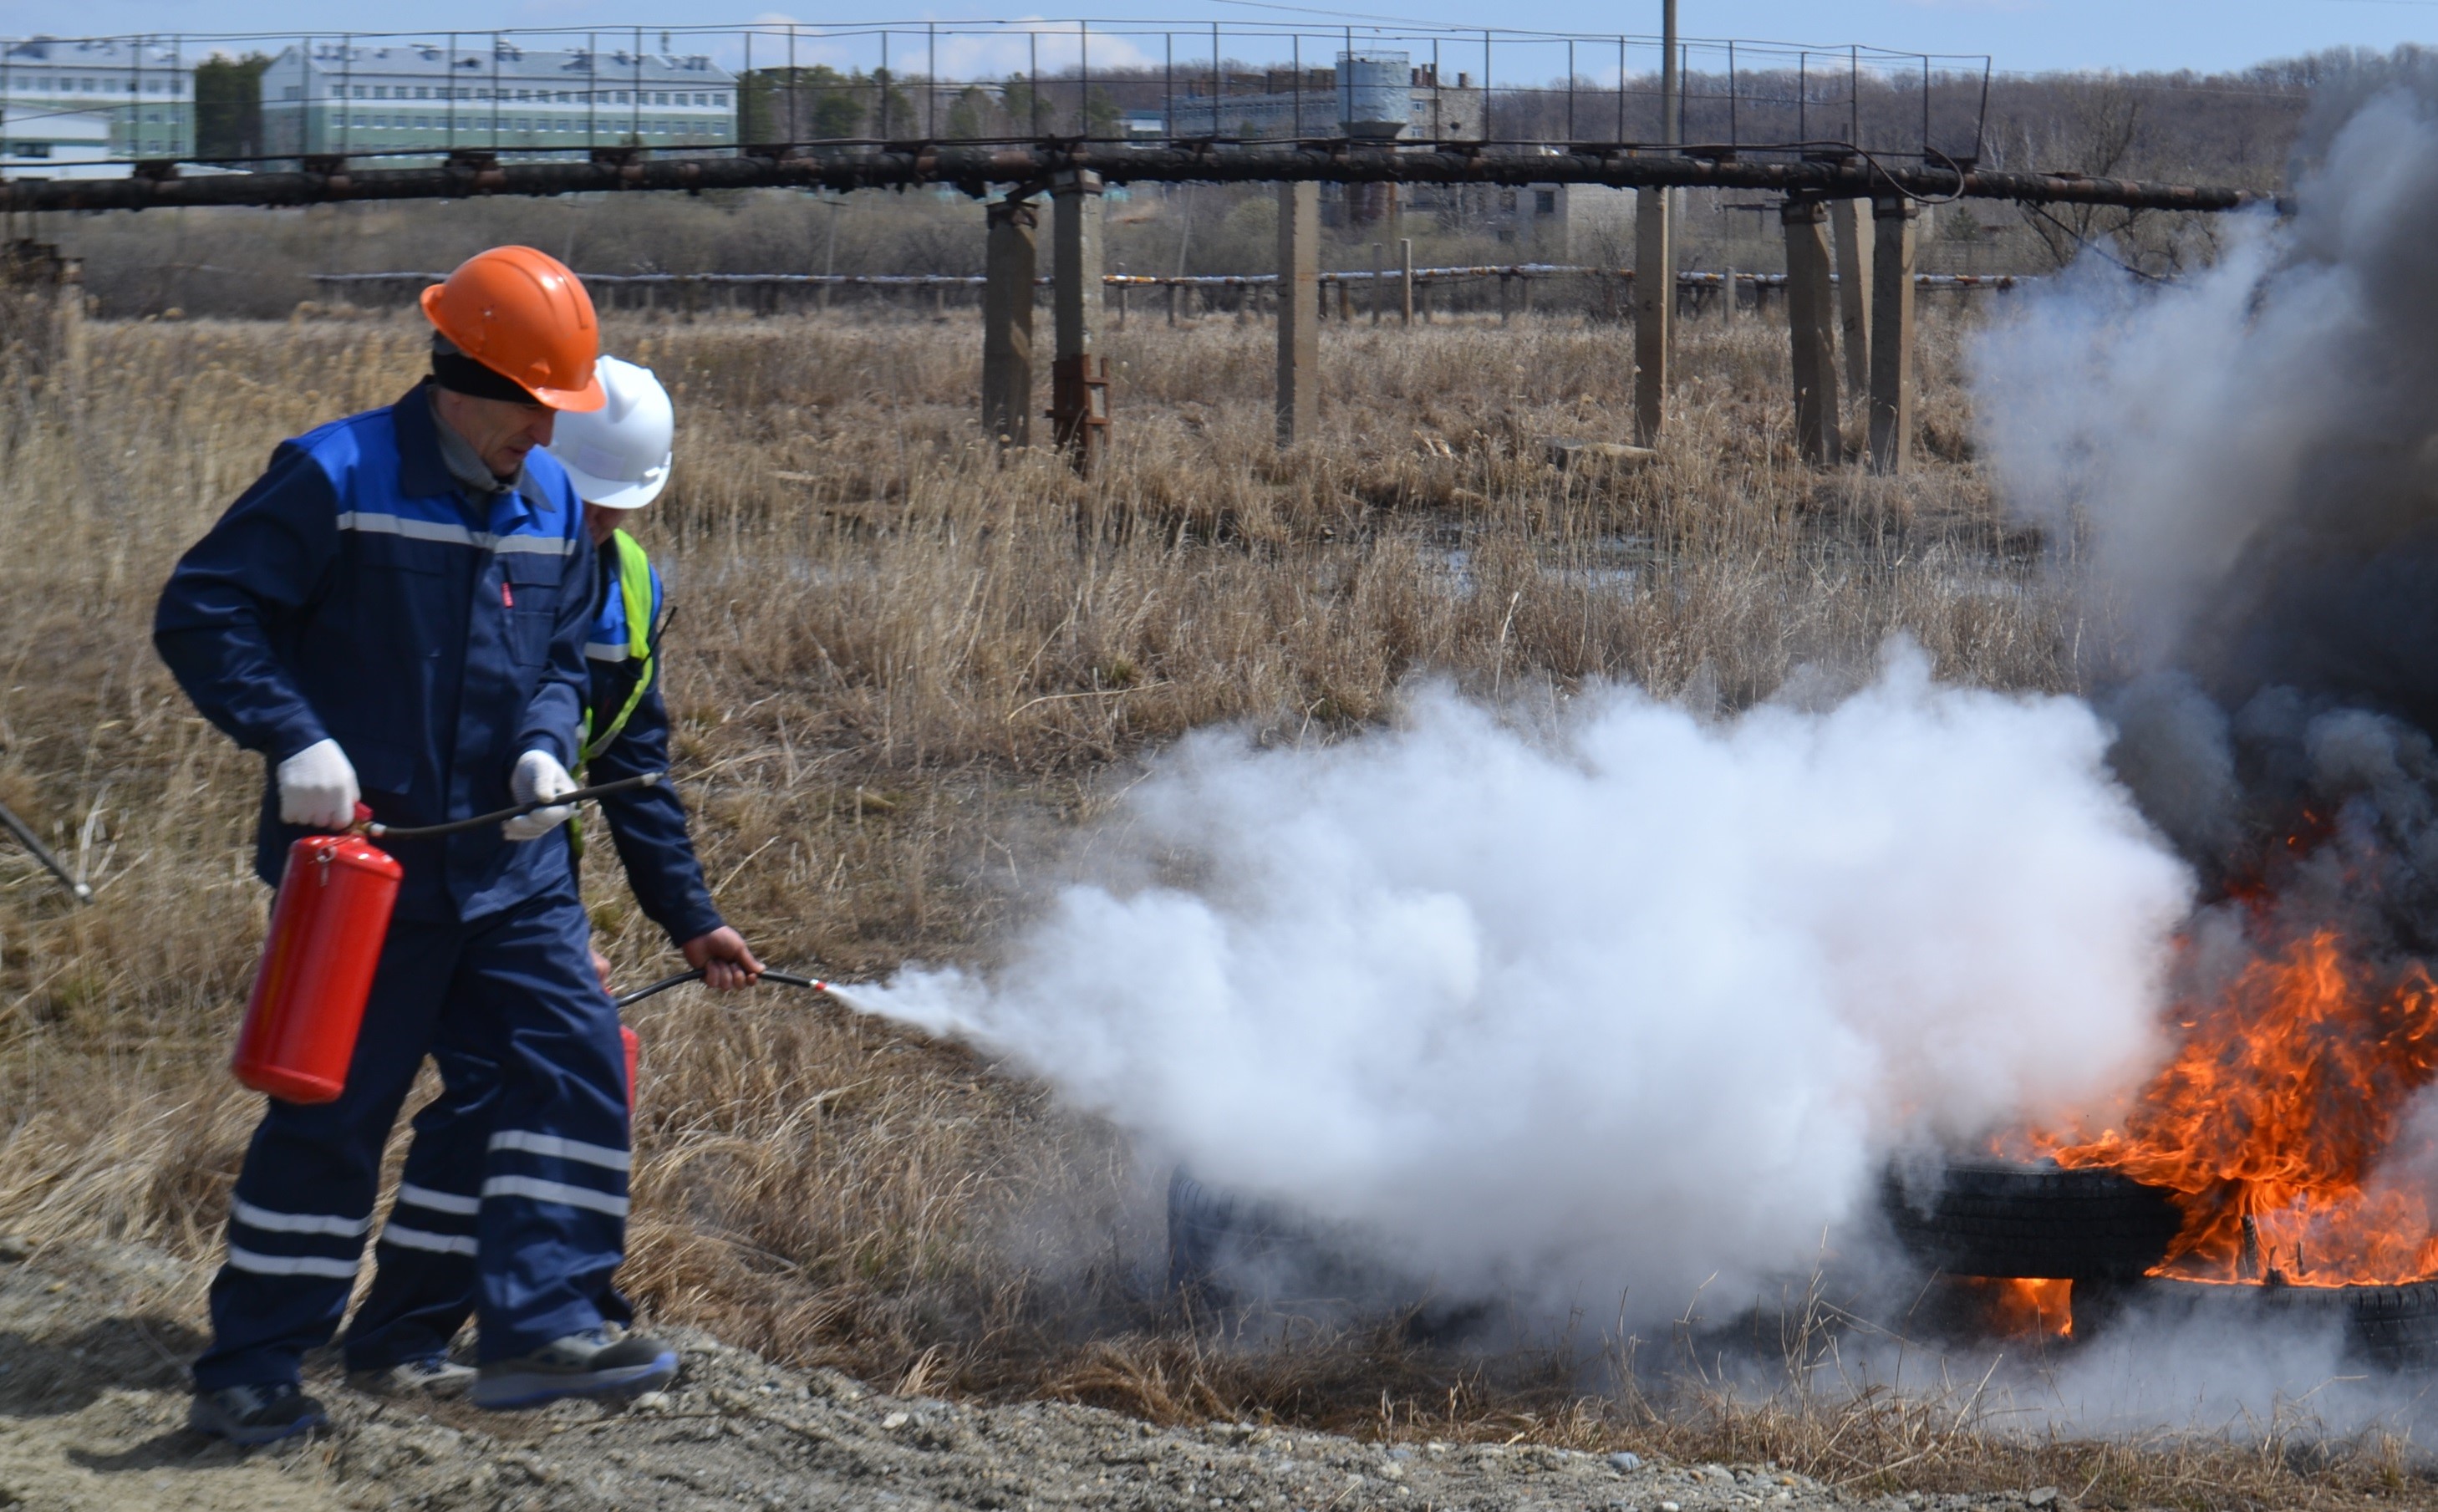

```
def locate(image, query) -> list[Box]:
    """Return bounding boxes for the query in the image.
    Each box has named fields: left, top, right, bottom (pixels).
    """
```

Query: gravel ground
left=0, top=1239, right=2068, bottom=1512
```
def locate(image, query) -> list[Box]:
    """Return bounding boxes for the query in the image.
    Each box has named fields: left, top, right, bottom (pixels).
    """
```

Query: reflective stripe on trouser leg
left=464, top=881, right=634, bottom=1362
left=340, top=1036, right=501, bottom=1372
left=193, top=916, right=462, bottom=1392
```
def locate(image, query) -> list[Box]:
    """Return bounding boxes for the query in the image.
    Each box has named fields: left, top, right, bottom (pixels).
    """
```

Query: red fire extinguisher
left=230, top=774, right=665, bottom=1105
left=232, top=805, right=401, bottom=1104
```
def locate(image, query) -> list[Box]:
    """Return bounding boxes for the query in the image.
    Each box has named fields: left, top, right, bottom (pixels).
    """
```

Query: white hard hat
left=547, top=354, right=673, bottom=510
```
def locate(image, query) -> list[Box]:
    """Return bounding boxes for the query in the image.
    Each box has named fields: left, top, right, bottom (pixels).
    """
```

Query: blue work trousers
left=191, top=877, right=632, bottom=1391
left=340, top=1031, right=637, bottom=1373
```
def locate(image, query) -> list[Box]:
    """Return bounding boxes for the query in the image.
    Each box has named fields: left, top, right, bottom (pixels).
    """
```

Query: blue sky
left=0, top=2, right=2423, bottom=77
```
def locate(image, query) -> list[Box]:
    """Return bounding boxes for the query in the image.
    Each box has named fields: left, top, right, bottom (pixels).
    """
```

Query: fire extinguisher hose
left=613, top=968, right=855, bottom=1011
left=0, top=797, right=93, bottom=904
left=364, top=772, right=664, bottom=841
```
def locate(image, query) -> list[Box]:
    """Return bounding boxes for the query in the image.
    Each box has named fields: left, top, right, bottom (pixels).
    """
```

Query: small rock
left=630, top=1392, right=669, bottom=1413
left=1661, top=1501, right=1682, bottom=1512
left=2027, top=1489, right=2059, bottom=1509
left=883, top=1412, right=912, bottom=1430
left=1610, top=1452, right=1645, bottom=1472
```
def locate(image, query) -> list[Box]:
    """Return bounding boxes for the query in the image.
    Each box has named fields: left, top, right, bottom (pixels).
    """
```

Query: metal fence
left=1, top=20, right=1992, bottom=172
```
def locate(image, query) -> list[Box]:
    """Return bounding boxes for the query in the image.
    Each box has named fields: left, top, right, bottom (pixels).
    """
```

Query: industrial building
left=0, top=103, right=111, bottom=178
left=1162, top=51, right=1484, bottom=144
left=257, top=39, right=735, bottom=160
left=0, top=37, right=190, bottom=158
left=1152, top=50, right=1621, bottom=244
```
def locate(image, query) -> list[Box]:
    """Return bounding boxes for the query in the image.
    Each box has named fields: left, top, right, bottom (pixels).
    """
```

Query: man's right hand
left=276, top=738, right=359, bottom=830
left=682, top=927, right=765, bottom=991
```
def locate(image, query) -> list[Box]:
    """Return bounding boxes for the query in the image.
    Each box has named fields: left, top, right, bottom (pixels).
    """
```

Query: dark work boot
left=471, top=1329, right=677, bottom=1410
left=187, top=1382, right=329, bottom=1446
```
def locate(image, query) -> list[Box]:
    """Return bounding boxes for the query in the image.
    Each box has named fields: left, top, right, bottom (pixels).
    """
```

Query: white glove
left=276, top=738, right=359, bottom=830
left=503, top=749, right=578, bottom=842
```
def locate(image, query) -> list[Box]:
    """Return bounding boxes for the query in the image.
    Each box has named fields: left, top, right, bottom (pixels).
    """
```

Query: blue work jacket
left=154, top=381, right=594, bottom=923
left=578, top=532, right=724, bottom=946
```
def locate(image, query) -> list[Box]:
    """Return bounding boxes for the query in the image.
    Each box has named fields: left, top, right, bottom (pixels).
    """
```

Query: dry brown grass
left=1, top=297, right=2401, bottom=1505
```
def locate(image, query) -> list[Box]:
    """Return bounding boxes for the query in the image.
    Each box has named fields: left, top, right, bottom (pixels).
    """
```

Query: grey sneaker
left=347, top=1355, right=476, bottom=1397
left=471, top=1329, right=678, bottom=1410
left=187, top=1382, right=328, bottom=1446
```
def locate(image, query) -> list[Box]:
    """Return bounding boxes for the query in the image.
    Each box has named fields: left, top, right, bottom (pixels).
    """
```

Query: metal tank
left=1336, top=50, right=1411, bottom=140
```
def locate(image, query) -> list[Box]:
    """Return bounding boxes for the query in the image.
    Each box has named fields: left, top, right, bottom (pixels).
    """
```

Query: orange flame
left=2033, top=930, right=2438, bottom=1285
left=1988, top=1278, right=2073, bottom=1337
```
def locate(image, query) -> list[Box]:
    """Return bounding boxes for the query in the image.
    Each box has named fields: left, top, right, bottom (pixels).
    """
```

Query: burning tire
left=1165, top=1168, right=1251, bottom=1298
left=1163, top=1171, right=1486, bottom=1339
left=1881, top=1158, right=2182, bottom=1280
left=2134, top=1276, right=2438, bottom=1369
left=1166, top=1169, right=1351, bottom=1306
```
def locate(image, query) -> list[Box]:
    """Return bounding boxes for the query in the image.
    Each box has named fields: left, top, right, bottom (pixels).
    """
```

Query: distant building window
left=415, top=115, right=430, bottom=128
left=715, top=92, right=727, bottom=105
left=1535, top=190, right=1556, bottom=214
left=282, top=85, right=301, bottom=100
left=351, top=113, right=364, bottom=127
left=10, top=141, right=50, bottom=157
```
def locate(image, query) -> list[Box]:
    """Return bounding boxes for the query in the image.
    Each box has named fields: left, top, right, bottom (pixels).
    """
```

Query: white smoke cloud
left=852, top=646, right=2188, bottom=1325
left=1971, top=82, right=2438, bottom=690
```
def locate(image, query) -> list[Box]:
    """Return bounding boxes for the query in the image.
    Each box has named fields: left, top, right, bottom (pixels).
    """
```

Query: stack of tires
left=1884, top=1158, right=2438, bottom=1367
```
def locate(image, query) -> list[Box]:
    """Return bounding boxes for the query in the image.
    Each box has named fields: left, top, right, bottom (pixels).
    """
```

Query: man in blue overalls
left=155, top=247, right=677, bottom=1444
left=336, top=356, right=762, bottom=1397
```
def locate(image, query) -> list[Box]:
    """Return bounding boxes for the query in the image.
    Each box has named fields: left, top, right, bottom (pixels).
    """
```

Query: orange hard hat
left=420, top=246, right=606, bottom=412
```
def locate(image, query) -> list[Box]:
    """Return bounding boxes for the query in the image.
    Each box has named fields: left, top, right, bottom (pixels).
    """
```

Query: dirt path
left=0, top=1240, right=2040, bottom=1512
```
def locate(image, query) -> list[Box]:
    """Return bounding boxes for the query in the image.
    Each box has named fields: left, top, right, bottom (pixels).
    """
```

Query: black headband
left=431, top=349, right=543, bottom=406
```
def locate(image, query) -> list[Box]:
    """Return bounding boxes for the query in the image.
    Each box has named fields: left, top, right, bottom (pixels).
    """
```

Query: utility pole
left=1633, top=0, right=1677, bottom=444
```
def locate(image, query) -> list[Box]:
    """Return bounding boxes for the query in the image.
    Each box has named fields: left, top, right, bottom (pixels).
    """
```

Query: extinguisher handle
left=612, top=966, right=834, bottom=1011
left=364, top=772, right=664, bottom=841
